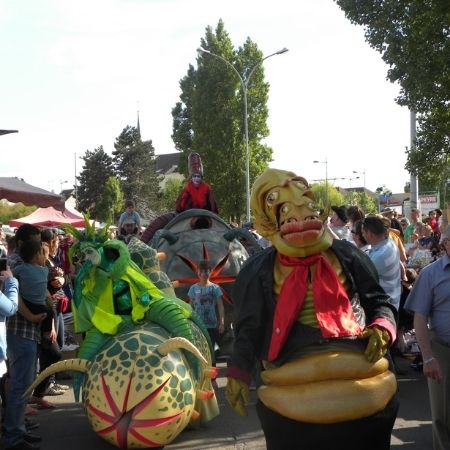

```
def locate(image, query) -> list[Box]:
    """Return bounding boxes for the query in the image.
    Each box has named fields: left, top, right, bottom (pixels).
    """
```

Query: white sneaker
left=61, top=344, right=79, bottom=351
left=45, top=383, right=64, bottom=396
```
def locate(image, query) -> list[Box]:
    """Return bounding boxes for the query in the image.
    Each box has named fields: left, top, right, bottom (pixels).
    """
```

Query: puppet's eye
left=294, top=180, right=307, bottom=190
left=280, top=204, right=289, bottom=215
left=292, top=177, right=308, bottom=190
left=307, top=202, right=317, bottom=210
left=266, top=191, right=279, bottom=207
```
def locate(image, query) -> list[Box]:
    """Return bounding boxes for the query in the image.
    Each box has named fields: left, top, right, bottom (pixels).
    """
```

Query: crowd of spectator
left=327, top=204, right=449, bottom=450
left=0, top=197, right=447, bottom=449
left=0, top=224, right=74, bottom=450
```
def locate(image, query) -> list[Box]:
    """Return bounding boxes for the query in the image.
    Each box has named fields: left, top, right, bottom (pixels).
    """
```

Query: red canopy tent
left=0, top=177, right=65, bottom=211
left=9, top=206, right=85, bottom=228
left=63, top=203, right=84, bottom=220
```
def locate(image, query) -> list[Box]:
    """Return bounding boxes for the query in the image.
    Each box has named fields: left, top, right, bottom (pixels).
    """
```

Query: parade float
left=24, top=150, right=259, bottom=448
left=25, top=221, right=219, bottom=449
left=144, top=208, right=258, bottom=356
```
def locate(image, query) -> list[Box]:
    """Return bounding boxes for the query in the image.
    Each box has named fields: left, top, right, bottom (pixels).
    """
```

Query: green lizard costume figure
left=65, top=220, right=213, bottom=400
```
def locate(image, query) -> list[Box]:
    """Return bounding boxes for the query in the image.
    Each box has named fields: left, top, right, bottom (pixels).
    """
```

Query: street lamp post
left=313, top=158, right=328, bottom=209
left=197, top=46, right=288, bottom=223
left=60, top=180, right=68, bottom=193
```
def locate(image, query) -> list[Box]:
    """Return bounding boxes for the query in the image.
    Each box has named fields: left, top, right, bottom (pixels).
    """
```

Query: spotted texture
left=127, top=237, right=175, bottom=297
left=82, top=320, right=216, bottom=449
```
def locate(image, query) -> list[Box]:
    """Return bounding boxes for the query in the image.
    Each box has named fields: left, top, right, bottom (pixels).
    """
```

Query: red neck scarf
left=268, top=253, right=362, bottom=362
left=186, top=180, right=210, bottom=208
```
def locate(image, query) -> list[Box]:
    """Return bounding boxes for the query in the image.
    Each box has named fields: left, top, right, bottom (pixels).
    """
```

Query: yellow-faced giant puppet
left=226, top=169, right=398, bottom=450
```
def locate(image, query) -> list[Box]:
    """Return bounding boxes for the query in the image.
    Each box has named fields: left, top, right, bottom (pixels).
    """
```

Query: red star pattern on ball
left=87, top=373, right=183, bottom=449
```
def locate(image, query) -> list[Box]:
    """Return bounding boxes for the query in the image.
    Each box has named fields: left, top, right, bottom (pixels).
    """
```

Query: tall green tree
left=311, top=182, right=345, bottom=211
left=335, top=0, right=450, bottom=186
left=345, top=191, right=378, bottom=214
left=96, top=176, right=124, bottom=223
left=112, top=125, right=161, bottom=219
left=77, top=146, right=114, bottom=217
left=172, top=20, right=273, bottom=220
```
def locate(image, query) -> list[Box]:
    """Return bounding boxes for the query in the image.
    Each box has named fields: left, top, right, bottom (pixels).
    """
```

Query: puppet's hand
left=225, top=377, right=250, bottom=416
left=359, top=326, right=391, bottom=363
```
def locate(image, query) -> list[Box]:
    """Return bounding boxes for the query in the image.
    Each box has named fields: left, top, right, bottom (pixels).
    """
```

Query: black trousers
left=32, top=336, right=62, bottom=398
left=256, top=391, right=400, bottom=450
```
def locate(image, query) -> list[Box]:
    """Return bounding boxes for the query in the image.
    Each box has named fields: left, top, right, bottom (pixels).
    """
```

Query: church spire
left=136, top=109, right=141, bottom=139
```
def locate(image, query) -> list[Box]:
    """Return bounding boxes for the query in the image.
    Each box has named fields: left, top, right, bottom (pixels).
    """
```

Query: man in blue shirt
left=362, top=216, right=401, bottom=310
left=405, top=225, right=450, bottom=450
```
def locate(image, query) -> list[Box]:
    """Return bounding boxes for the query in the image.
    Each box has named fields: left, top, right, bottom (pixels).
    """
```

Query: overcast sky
left=0, top=0, right=411, bottom=196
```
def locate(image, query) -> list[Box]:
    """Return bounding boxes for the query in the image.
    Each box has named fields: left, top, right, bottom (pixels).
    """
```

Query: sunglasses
left=192, top=174, right=202, bottom=179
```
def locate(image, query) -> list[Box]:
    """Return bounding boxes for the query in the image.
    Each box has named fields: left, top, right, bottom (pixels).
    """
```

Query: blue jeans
left=55, top=312, right=65, bottom=349
left=2, top=334, right=38, bottom=447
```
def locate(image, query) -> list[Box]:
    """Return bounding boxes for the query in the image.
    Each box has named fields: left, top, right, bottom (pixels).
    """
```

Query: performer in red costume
left=140, top=152, right=219, bottom=244
left=175, top=152, right=219, bottom=214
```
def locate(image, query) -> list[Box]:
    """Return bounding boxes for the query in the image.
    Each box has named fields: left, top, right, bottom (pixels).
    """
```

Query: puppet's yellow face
left=251, top=169, right=332, bottom=257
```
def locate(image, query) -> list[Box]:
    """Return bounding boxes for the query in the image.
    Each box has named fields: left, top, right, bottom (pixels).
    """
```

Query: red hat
left=188, top=152, right=203, bottom=177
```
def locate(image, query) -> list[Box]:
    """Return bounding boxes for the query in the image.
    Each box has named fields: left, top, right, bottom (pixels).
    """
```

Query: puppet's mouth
left=280, top=219, right=323, bottom=243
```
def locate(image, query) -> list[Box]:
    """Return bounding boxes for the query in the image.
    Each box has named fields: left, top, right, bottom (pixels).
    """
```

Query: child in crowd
left=13, top=240, right=54, bottom=337
left=187, top=260, right=225, bottom=354
left=118, top=200, right=141, bottom=233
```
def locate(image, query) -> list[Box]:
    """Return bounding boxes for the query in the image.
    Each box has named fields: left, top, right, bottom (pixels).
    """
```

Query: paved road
left=34, top=355, right=432, bottom=449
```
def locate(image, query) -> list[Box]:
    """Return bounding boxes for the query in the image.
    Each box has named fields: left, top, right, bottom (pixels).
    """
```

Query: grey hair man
left=405, top=225, right=450, bottom=449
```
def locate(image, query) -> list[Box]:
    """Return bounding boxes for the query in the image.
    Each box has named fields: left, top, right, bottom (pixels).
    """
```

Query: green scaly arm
left=145, top=297, right=213, bottom=379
